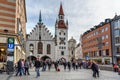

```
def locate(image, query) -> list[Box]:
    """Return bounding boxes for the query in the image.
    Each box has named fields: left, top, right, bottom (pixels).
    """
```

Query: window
left=96, top=31, right=98, bottom=35
left=64, top=33, right=65, bottom=35
left=59, top=32, right=61, bottom=35
left=61, top=51, right=64, bottom=55
left=64, top=47, right=66, bottom=49
left=71, top=51, right=73, bottom=55
left=115, top=37, right=120, bottom=43
left=0, top=47, right=7, bottom=62
left=105, top=27, right=108, bottom=31
left=38, top=42, right=43, bottom=54
left=99, top=50, right=102, bottom=56
left=105, top=42, right=109, bottom=46
left=114, top=21, right=119, bottom=28
left=116, top=46, right=120, bottom=53
left=115, top=30, right=119, bottom=37
left=102, top=36, right=104, bottom=40
left=106, top=35, right=108, bottom=39
left=102, top=28, right=104, bottom=32
left=29, top=44, right=34, bottom=51
left=47, top=44, right=51, bottom=54
left=106, top=49, right=109, bottom=56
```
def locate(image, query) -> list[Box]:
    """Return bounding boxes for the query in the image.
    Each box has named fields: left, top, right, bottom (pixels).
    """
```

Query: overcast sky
left=26, top=0, right=120, bottom=43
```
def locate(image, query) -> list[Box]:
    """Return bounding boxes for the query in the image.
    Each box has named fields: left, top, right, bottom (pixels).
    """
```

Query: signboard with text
left=7, top=37, right=14, bottom=51
left=7, top=37, right=14, bottom=72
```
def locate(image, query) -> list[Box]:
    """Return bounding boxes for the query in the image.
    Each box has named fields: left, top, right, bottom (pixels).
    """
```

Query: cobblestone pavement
left=0, top=66, right=120, bottom=80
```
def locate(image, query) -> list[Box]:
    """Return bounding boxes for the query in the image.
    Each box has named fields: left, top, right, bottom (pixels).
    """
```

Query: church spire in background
left=39, top=10, right=42, bottom=23
left=59, top=2, right=64, bottom=15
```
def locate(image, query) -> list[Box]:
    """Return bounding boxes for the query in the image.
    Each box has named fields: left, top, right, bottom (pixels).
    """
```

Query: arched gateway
left=41, top=55, right=51, bottom=61
left=27, top=56, right=36, bottom=61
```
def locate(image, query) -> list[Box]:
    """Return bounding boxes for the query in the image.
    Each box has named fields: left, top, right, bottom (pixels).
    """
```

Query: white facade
left=54, top=4, right=69, bottom=61
left=55, top=28, right=68, bottom=61
left=26, top=4, right=69, bottom=61
left=68, top=37, right=76, bottom=60
left=75, top=43, right=82, bottom=59
left=26, top=23, right=55, bottom=60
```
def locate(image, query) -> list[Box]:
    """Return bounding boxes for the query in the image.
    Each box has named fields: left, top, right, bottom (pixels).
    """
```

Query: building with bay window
left=111, top=15, right=120, bottom=64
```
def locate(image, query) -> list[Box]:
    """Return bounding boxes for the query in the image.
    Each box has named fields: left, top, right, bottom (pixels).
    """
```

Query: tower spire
left=39, top=10, right=42, bottom=23
left=59, top=3, right=64, bottom=15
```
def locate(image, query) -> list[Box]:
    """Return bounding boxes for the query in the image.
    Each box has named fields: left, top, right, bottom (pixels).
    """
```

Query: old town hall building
left=26, top=4, right=69, bottom=61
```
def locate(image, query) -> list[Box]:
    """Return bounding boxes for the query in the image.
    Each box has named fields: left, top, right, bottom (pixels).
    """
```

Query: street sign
left=14, top=44, right=22, bottom=46
left=7, top=37, right=15, bottom=73
left=8, top=37, right=14, bottom=44
left=7, top=37, right=14, bottom=50
left=8, top=44, right=14, bottom=49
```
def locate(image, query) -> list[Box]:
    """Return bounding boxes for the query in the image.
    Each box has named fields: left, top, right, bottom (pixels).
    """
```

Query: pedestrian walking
left=34, top=58, right=41, bottom=78
left=24, top=59, right=30, bottom=75
left=15, top=59, right=22, bottom=76
left=63, top=61, right=67, bottom=70
left=42, top=61, right=47, bottom=71
left=75, top=61, right=78, bottom=70
left=54, top=61, right=58, bottom=71
left=67, top=61, right=71, bottom=71
left=72, top=61, right=75, bottom=70
left=21, top=59, right=25, bottom=75
left=91, top=61, right=99, bottom=78
left=47, top=60, right=52, bottom=71
left=113, top=64, right=118, bottom=72
left=118, top=67, right=120, bottom=75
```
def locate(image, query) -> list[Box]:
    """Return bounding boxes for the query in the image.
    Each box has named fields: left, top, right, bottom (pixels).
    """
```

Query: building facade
left=82, top=19, right=112, bottom=64
left=111, top=15, right=120, bottom=64
left=0, top=0, right=27, bottom=68
left=68, top=37, right=76, bottom=61
left=75, top=43, right=82, bottom=60
left=26, top=4, right=69, bottom=61
left=55, top=4, right=68, bottom=61
left=26, top=12, right=55, bottom=61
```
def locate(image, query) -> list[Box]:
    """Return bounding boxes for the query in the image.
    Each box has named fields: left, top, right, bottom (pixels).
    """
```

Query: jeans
left=16, top=68, right=22, bottom=76
left=42, top=65, right=46, bottom=71
left=35, top=68, right=40, bottom=77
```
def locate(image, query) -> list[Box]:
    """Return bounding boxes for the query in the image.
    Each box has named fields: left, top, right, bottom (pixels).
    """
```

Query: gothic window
left=59, top=32, right=61, bottom=35
left=29, top=44, right=34, bottom=54
left=61, top=51, right=64, bottom=55
left=47, top=44, right=51, bottom=54
left=38, top=42, right=43, bottom=54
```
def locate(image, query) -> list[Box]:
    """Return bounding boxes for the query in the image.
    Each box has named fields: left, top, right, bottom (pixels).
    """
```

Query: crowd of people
left=14, top=58, right=101, bottom=78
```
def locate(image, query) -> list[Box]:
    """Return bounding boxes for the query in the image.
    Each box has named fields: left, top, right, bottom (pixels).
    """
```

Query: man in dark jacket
left=16, top=59, right=22, bottom=76
left=91, top=61, right=99, bottom=78
left=34, top=58, right=41, bottom=78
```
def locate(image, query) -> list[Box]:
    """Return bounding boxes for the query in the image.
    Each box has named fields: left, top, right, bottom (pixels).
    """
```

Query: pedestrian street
left=6, top=66, right=120, bottom=80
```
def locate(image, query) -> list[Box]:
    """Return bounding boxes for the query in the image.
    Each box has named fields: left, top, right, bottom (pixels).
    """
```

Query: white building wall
left=56, top=28, right=68, bottom=61
left=26, top=23, right=55, bottom=60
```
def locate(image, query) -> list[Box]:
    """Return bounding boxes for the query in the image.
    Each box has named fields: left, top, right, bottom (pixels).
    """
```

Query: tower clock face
left=60, top=37, right=65, bottom=45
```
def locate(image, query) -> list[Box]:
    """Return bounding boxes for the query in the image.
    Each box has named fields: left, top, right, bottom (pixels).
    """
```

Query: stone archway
left=41, top=55, right=51, bottom=61
left=27, top=56, right=37, bottom=61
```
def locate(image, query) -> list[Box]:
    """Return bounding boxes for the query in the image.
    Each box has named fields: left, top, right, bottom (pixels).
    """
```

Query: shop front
left=0, top=37, right=7, bottom=68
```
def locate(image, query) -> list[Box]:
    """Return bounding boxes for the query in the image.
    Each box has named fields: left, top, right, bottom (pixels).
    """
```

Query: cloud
left=26, top=0, right=120, bottom=43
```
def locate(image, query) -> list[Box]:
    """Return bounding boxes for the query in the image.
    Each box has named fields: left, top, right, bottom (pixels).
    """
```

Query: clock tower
left=55, top=3, right=68, bottom=61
